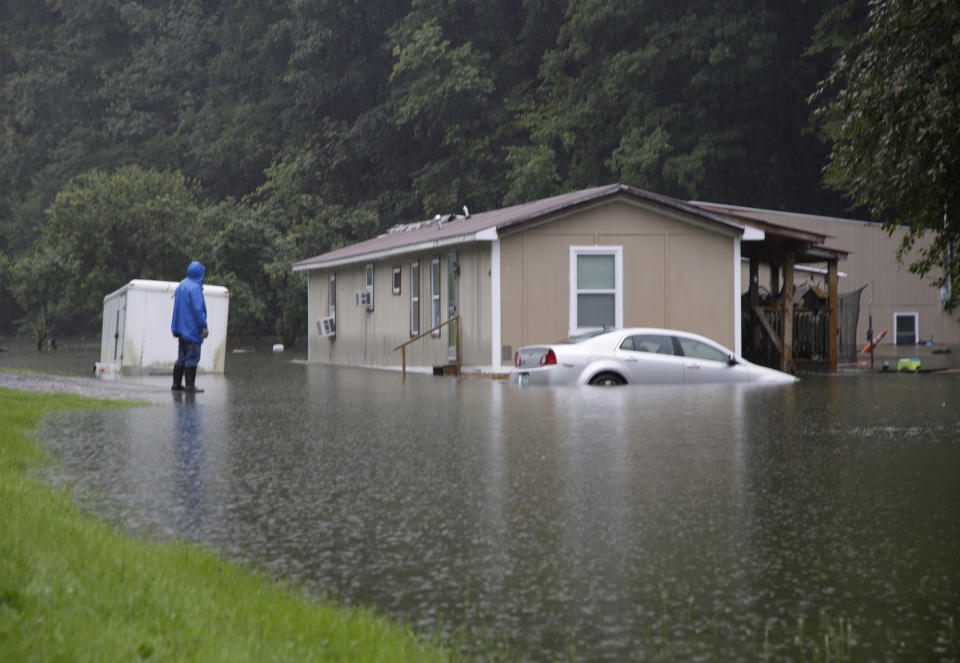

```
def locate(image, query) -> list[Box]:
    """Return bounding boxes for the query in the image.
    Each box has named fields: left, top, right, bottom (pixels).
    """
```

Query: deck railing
left=393, top=315, right=461, bottom=378
left=748, top=306, right=832, bottom=365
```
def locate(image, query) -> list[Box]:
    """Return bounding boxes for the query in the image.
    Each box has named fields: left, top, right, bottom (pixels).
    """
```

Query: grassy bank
left=0, top=387, right=453, bottom=662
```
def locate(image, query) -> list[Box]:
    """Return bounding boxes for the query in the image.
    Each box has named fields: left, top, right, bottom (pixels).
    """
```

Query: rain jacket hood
left=186, top=260, right=205, bottom=282
left=171, top=261, right=208, bottom=343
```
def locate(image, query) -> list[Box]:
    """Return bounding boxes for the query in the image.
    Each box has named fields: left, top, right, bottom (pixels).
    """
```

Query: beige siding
left=667, top=233, right=735, bottom=336
left=306, top=245, right=493, bottom=369
left=498, top=200, right=737, bottom=366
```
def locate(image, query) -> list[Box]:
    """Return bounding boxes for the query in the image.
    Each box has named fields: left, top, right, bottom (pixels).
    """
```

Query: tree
left=500, top=1, right=849, bottom=211
left=42, top=165, right=201, bottom=330
left=811, top=0, right=960, bottom=312
left=1, top=247, right=74, bottom=350
left=243, top=150, right=379, bottom=344
left=386, top=16, right=499, bottom=214
left=197, top=150, right=380, bottom=343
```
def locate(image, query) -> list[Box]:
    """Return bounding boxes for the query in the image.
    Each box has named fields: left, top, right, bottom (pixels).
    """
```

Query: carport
left=737, top=218, right=848, bottom=373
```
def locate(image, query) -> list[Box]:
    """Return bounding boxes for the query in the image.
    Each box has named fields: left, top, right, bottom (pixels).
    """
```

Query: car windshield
left=556, top=329, right=611, bottom=344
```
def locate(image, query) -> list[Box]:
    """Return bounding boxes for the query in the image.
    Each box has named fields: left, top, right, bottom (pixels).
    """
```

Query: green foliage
left=386, top=15, right=500, bottom=214
left=41, top=165, right=200, bottom=331
left=1, top=247, right=74, bottom=349
left=516, top=0, right=841, bottom=206
left=0, top=0, right=876, bottom=339
left=812, top=0, right=960, bottom=312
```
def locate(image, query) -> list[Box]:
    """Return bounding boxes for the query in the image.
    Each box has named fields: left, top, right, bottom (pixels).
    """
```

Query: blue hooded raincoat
left=171, top=261, right=208, bottom=343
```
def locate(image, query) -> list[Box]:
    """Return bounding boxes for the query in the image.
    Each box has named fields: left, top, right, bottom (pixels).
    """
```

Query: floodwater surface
left=22, top=345, right=960, bottom=661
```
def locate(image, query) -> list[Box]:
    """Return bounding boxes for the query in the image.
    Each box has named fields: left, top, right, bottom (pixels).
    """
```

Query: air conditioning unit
left=316, top=316, right=336, bottom=338
left=355, top=290, right=373, bottom=311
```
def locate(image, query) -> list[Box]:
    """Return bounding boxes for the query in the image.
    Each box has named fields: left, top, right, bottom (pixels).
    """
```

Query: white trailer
left=97, top=279, right=229, bottom=376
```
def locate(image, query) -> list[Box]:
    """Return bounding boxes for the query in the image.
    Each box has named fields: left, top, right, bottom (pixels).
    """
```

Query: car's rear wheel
left=589, top=372, right=626, bottom=386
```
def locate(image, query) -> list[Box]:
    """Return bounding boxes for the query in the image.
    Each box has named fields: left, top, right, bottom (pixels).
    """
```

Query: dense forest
left=0, top=0, right=888, bottom=343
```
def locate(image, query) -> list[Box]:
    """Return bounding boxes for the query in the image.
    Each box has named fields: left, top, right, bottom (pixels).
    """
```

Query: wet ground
left=4, top=338, right=960, bottom=661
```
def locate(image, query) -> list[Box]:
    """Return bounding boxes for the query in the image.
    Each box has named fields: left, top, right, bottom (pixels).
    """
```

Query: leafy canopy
left=812, top=0, right=960, bottom=311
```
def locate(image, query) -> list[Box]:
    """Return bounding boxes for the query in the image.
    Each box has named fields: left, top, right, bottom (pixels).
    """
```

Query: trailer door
left=111, top=293, right=126, bottom=362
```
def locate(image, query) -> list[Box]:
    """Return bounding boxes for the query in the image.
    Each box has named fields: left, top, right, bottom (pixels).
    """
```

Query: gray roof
left=293, top=184, right=745, bottom=271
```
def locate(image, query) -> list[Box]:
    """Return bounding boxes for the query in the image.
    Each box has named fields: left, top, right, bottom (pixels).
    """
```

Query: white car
left=512, top=328, right=797, bottom=386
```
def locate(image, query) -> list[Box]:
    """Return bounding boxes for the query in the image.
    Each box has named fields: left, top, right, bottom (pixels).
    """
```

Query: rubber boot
left=171, top=365, right=184, bottom=391
left=184, top=366, right=204, bottom=393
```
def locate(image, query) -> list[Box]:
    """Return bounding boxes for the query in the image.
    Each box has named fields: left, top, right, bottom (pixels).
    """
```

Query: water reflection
left=173, top=400, right=205, bottom=536
left=39, top=353, right=960, bottom=662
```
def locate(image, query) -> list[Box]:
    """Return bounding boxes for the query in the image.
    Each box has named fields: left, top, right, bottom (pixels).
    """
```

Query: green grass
left=0, top=387, right=454, bottom=662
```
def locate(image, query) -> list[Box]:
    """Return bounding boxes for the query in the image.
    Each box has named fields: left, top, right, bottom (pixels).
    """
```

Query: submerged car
left=512, top=328, right=797, bottom=386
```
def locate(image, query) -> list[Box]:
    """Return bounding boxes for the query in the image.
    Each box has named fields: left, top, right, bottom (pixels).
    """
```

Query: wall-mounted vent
left=355, top=290, right=373, bottom=311
left=317, top=316, right=336, bottom=338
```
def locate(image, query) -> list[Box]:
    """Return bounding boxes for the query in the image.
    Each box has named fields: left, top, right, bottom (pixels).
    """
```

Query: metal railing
left=393, top=315, right=461, bottom=378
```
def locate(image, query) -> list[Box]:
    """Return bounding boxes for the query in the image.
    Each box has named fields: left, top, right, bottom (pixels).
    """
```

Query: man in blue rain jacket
left=171, top=261, right=209, bottom=393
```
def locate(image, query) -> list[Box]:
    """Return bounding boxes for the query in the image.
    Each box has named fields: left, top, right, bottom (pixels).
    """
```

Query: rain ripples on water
left=36, top=349, right=960, bottom=662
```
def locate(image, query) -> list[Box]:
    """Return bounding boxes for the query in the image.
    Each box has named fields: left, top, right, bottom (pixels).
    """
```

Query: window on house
left=410, top=261, right=420, bottom=336
left=392, top=266, right=401, bottom=295
left=569, top=246, right=623, bottom=332
left=431, top=257, right=441, bottom=336
left=328, top=274, right=336, bottom=318
left=894, top=312, right=918, bottom=345
left=364, top=263, right=374, bottom=311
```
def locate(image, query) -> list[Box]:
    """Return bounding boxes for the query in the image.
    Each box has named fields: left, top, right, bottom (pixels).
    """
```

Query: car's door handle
left=624, top=358, right=639, bottom=363
left=687, top=364, right=700, bottom=370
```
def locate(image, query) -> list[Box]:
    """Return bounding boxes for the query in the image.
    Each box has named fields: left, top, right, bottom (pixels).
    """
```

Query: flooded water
left=7, top=338, right=959, bottom=661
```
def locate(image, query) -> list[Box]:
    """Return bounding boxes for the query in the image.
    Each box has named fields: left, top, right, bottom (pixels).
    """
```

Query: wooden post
left=827, top=259, right=838, bottom=372
left=781, top=252, right=795, bottom=373
left=455, top=316, right=461, bottom=376
left=401, top=346, right=406, bottom=379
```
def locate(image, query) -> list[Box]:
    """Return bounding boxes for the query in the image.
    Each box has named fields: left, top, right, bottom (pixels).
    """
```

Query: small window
left=392, top=266, right=401, bottom=295
left=894, top=312, right=918, bottom=345
left=328, top=274, right=336, bottom=318
left=410, top=261, right=420, bottom=336
left=430, top=257, right=441, bottom=336
left=569, top=246, right=623, bottom=333
left=677, top=337, right=728, bottom=363
left=364, top=263, right=374, bottom=311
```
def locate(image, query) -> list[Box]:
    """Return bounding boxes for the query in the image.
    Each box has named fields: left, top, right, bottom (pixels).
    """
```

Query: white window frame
left=430, top=257, right=441, bottom=337
left=569, top=246, right=623, bottom=334
left=893, top=311, right=918, bottom=345
left=328, top=273, right=336, bottom=319
left=364, top=263, right=374, bottom=311
left=410, top=261, right=420, bottom=337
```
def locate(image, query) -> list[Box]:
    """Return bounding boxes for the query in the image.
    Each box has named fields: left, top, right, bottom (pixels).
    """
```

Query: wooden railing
left=393, top=315, right=461, bottom=378
left=751, top=306, right=832, bottom=364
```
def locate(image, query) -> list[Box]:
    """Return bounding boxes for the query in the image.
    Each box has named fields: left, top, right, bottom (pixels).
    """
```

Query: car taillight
left=514, top=351, right=522, bottom=368
left=540, top=349, right=557, bottom=366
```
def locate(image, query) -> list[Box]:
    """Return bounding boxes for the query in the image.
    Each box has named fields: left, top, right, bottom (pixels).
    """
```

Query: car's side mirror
left=727, top=355, right=738, bottom=366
